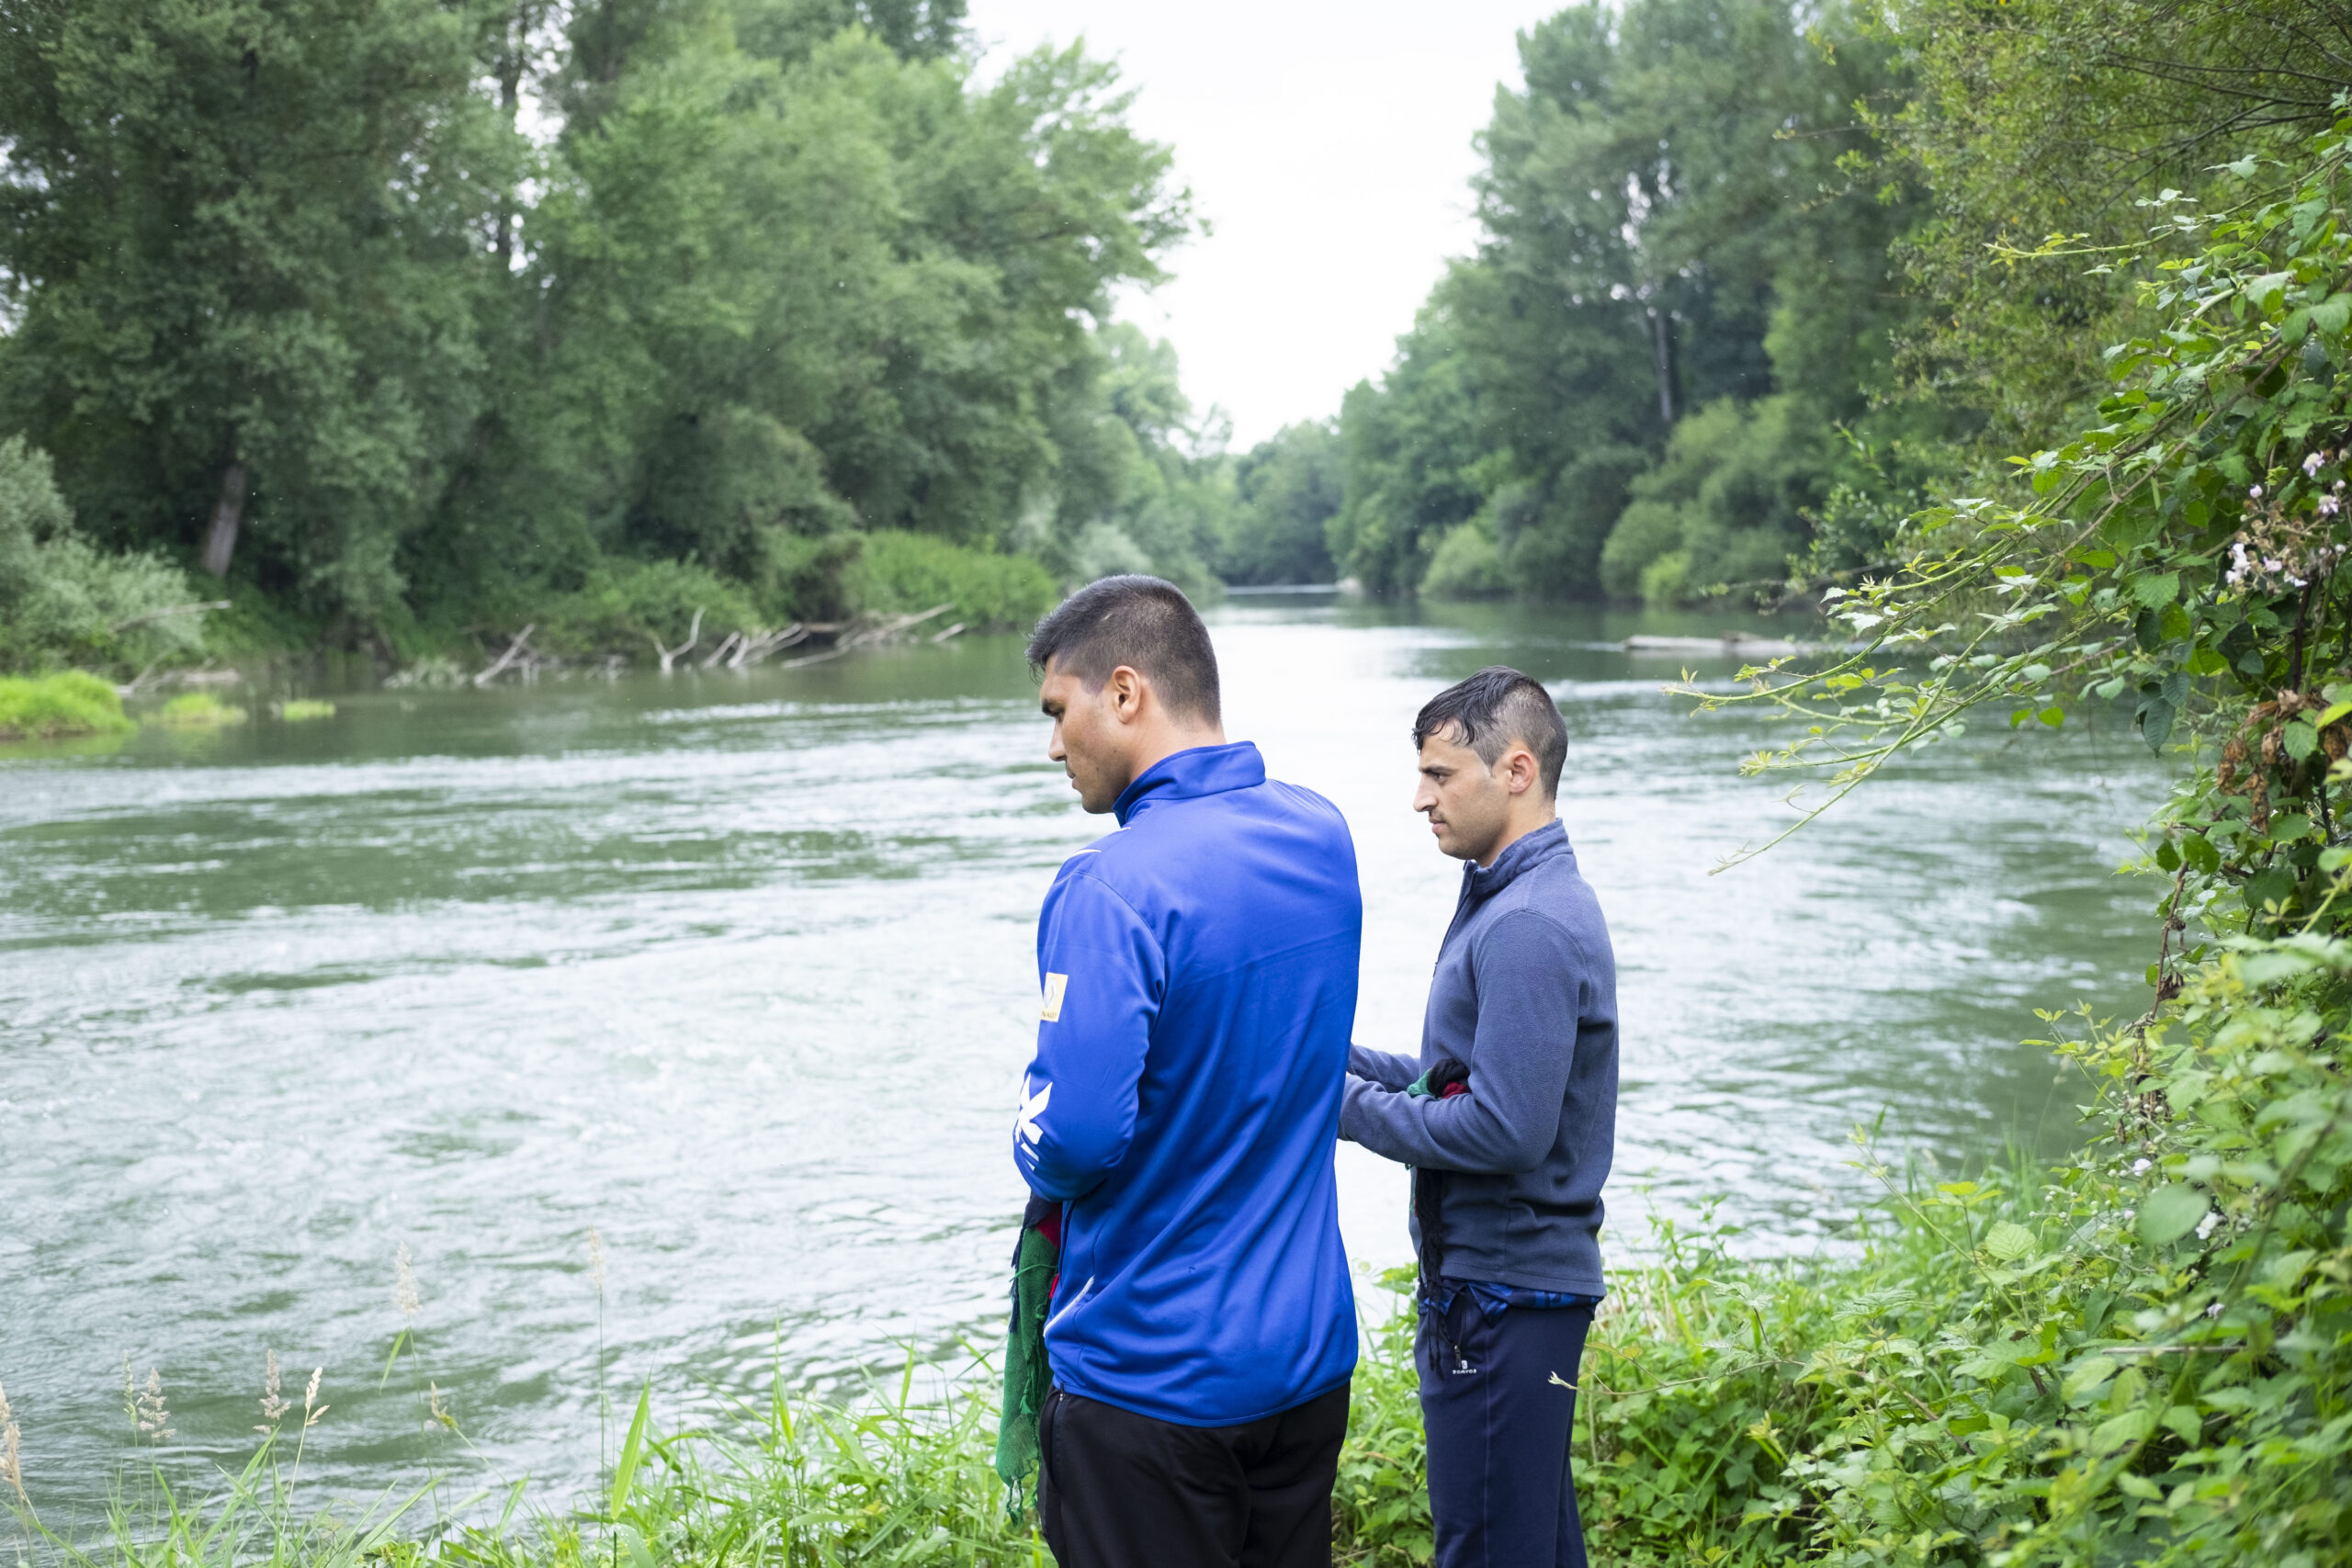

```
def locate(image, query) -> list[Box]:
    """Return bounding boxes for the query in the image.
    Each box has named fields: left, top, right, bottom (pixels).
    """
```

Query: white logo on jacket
left=1014, top=1076, right=1052, bottom=1165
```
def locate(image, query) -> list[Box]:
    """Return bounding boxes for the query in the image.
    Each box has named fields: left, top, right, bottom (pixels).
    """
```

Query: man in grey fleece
left=1340, top=665, right=1617, bottom=1568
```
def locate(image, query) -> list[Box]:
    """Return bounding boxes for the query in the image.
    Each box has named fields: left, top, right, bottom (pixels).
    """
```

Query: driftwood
left=115, top=656, right=240, bottom=697
left=650, top=608, right=704, bottom=674
left=776, top=604, right=954, bottom=669
left=929, top=622, right=967, bottom=645
left=1623, top=632, right=1803, bottom=658
left=733, top=623, right=808, bottom=666
left=474, top=624, right=539, bottom=686
left=699, top=631, right=741, bottom=671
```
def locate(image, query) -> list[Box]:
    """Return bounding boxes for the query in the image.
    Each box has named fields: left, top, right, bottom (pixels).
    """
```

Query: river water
left=1, top=596, right=2167, bottom=1517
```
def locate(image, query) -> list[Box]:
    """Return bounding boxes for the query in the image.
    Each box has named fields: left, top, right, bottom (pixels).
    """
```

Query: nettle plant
left=1675, top=121, right=2352, bottom=1563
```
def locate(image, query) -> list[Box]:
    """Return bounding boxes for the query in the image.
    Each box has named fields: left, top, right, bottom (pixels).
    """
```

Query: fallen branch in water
left=734, top=624, right=808, bottom=667
left=650, top=608, right=703, bottom=675
left=474, top=624, right=538, bottom=687
left=778, top=604, right=954, bottom=669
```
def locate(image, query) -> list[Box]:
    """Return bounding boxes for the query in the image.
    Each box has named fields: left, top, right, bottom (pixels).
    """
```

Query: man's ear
left=1500, top=744, right=1539, bottom=796
left=1105, top=664, right=1146, bottom=722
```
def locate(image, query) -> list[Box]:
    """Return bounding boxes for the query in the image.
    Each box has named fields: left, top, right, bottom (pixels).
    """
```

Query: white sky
left=964, top=0, right=1551, bottom=448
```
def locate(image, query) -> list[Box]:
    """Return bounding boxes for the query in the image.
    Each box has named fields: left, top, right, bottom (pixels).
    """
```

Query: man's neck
left=1120, top=725, right=1227, bottom=796
left=1475, top=808, right=1557, bottom=868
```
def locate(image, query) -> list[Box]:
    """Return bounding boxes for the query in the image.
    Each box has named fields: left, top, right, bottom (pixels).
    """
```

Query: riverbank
left=10, top=1080, right=2312, bottom=1568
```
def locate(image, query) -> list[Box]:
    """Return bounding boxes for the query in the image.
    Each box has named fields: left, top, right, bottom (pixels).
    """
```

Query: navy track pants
left=1418, top=1290, right=1595, bottom=1568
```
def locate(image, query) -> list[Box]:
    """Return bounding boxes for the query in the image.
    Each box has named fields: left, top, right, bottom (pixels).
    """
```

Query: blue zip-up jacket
left=1340, top=818, right=1616, bottom=1297
left=1013, top=741, right=1362, bottom=1427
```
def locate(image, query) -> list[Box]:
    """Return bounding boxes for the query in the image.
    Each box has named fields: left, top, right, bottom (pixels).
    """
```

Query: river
left=0, top=596, right=2167, bottom=1516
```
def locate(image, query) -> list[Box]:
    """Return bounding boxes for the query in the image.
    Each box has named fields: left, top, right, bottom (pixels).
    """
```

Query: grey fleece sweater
left=1340, top=818, right=1617, bottom=1296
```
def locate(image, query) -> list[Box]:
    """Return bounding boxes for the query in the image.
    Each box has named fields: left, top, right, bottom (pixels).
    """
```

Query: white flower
left=2196, top=1210, right=2221, bottom=1240
left=2132, top=1157, right=2152, bottom=1175
left=2323, top=495, right=2341, bottom=516
left=2252, top=484, right=2265, bottom=498
left=2305, top=451, right=2324, bottom=476
left=2207, top=1300, right=2224, bottom=1317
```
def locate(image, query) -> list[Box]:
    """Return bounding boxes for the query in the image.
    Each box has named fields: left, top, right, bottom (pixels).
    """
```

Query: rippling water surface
left=0, top=598, right=2168, bottom=1513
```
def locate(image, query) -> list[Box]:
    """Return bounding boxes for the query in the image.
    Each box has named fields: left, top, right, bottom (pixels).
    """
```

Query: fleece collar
left=1462, top=817, right=1571, bottom=904
left=1113, top=741, right=1267, bottom=826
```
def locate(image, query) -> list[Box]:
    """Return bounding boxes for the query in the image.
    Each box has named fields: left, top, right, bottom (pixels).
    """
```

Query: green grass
left=155, top=692, right=248, bottom=728
left=273, top=699, right=337, bottom=722
left=0, top=670, right=133, bottom=739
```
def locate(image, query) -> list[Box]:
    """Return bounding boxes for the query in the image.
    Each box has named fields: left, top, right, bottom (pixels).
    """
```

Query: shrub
left=843, top=531, right=1058, bottom=629
left=274, top=700, right=336, bottom=722
left=0, top=436, right=213, bottom=675
left=154, top=692, right=247, bottom=728
left=1419, top=519, right=1510, bottom=599
left=0, top=670, right=132, bottom=739
left=531, top=559, right=763, bottom=660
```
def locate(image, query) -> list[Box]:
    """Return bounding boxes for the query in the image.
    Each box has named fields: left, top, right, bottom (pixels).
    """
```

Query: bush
left=532, top=559, right=763, bottom=660
left=0, top=670, right=132, bottom=739
left=843, top=531, right=1058, bottom=629
left=0, top=437, right=212, bottom=675
left=154, top=692, right=247, bottom=728
left=1596, top=399, right=1821, bottom=603
left=1419, top=518, right=1510, bottom=599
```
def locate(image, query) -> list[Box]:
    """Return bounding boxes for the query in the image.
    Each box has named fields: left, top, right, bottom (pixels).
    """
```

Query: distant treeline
left=1311, top=0, right=2349, bottom=605
left=1, top=0, right=2344, bottom=673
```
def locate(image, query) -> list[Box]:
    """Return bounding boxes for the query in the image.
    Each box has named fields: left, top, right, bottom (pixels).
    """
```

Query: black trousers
left=1037, top=1382, right=1351, bottom=1568
left=1418, top=1290, right=1595, bottom=1568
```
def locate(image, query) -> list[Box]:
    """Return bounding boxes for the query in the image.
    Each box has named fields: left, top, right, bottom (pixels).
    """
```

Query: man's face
left=1413, top=726, right=1514, bottom=863
left=1041, top=658, right=1132, bottom=814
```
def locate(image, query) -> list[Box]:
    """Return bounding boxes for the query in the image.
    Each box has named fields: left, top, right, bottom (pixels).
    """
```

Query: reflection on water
left=0, top=597, right=2167, bottom=1512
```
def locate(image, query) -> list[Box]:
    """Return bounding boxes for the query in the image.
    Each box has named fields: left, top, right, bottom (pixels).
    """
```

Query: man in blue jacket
left=1341, top=666, right=1618, bottom=1568
left=1013, top=575, right=1363, bottom=1568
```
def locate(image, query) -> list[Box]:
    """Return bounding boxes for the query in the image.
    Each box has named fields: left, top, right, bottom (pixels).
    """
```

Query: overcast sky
left=964, top=0, right=1551, bottom=448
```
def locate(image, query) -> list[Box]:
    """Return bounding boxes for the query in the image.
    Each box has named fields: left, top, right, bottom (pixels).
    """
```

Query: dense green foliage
left=1602, top=116, right=2352, bottom=1567
left=0, top=438, right=211, bottom=674
left=0, top=0, right=1210, bottom=666
left=1329, top=0, right=1951, bottom=604
left=1323, top=0, right=2352, bottom=608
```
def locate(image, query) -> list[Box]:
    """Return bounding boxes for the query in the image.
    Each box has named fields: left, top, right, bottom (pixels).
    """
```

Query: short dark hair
left=1412, top=666, right=1567, bottom=797
left=1025, top=576, right=1222, bottom=724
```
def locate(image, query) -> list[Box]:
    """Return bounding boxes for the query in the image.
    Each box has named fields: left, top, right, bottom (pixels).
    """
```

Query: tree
left=0, top=0, right=524, bottom=620
left=1218, top=422, right=1341, bottom=586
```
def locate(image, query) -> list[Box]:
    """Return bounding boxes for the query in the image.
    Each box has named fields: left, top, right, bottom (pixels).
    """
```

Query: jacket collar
left=1114, top=741, right=1267, bottom=826
left=1461, top=817, right=1571, bottom=903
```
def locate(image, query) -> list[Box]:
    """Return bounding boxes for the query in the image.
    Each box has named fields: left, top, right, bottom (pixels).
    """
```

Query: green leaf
left=2091, top=1406, right=2154, bottom=1454
left=2130, top=572, right=2181, bottom=608
left=2037, top=705, right=2064, bottom=728
left=2063, top=1356, right=2119, bottom=1400
left=1982, top=1221, right=2038, bottom=1261
left=2161, top=1404, right=2202, bottom=1444
left=2138, top=1184, right=2208, bottom=1247
left=610, top=1382, right=651, bottom=1517
left=2284, top=721, right=2319, bottom=761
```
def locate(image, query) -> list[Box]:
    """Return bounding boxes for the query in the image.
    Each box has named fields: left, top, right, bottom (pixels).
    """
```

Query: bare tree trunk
left=200, top=462, right=248, bottom=579
left=494, top=26, right=522, bottom=267
left=1649, top=309, right=1678, bottom=426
